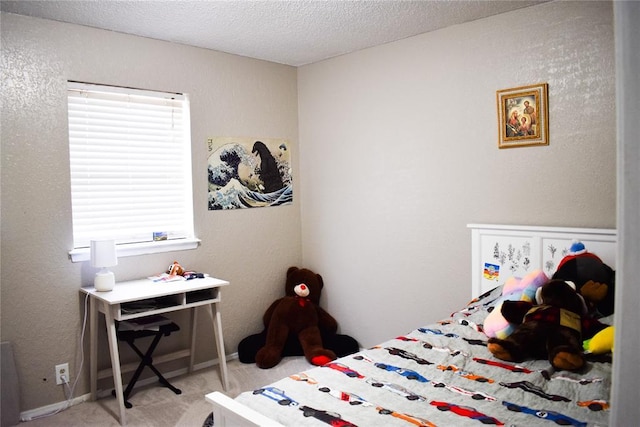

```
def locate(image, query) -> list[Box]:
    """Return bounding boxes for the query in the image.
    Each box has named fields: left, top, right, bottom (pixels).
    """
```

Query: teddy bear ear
left=535, top=286, right=543, bottom=305
left=316, top=273, right=324, bottom=290
left=287, top=266, right=299, bottom=278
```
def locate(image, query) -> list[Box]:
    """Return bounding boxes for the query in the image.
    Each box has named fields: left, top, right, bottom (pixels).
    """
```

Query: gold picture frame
left=497, top=83, right=548, bottom=149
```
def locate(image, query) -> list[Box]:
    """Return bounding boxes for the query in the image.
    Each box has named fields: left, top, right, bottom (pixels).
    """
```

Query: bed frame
left=469, top=223, right=616, bottom=298
left=206, top=223, right=617, bottom=427
left=206, top=391, right=285, bottom=427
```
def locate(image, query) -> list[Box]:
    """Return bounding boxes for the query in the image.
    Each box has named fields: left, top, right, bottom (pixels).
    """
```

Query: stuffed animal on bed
left=552, top=240, right=616, bottom=317
left=487, top=279, right=608, bottom=371
left=483, top=269, right=548, bottom=339
left=243, top=267, right=358, bottom=369
left=584, top=325, right=615, bottom=355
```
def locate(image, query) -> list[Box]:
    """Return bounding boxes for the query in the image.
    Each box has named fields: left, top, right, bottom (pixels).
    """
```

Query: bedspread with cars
left=234, top=286, right=612, bottom=426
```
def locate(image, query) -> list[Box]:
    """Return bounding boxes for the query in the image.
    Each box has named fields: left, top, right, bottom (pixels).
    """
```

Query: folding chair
left=114, top=319, right=182, bottom=408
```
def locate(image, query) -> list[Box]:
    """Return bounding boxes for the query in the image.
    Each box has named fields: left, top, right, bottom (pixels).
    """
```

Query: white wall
left=1, top=13, right=301, bottom=410
left=298, top=1, right=616, bottom=347
left=611, top=1, right=640, bottom=423
left=0, top=0, right=626, bottom=415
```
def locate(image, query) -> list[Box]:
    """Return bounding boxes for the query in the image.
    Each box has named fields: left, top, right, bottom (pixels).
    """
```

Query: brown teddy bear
left=487, top=279, right=607, bottom=371
left=254, top=267, right=340, bottom=369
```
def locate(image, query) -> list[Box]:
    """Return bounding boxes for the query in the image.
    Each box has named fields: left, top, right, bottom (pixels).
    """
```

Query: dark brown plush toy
left=551, top=241, right=616, bottom=317
left=255, top=267, right=339, bottom=369
left=487, top=279, right=606, bottom=371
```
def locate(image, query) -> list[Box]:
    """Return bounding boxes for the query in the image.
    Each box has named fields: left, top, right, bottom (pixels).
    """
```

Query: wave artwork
left=207, top=137, right=292, bottom=210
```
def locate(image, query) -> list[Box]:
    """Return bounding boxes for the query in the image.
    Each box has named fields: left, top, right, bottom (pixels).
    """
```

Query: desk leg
left=207, top=303, right=229, bottom=391
left=88, top=296, right=98, bottom=400
left=104, top=310, right=127, bottom=425
left=189, top=307, right=197, bottom=373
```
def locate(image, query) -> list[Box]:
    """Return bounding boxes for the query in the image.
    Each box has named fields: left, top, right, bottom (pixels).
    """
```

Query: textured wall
left=0, top=13, right=300, bottom=411
left=298, top=1, right=616, bottom=347
left=0, top=0, right=618, bottom=414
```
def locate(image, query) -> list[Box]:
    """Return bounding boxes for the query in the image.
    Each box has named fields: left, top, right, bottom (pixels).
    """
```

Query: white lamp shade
left=91, top=239, right=117, bottom=291
left=90, top=239, right=118, bottom=268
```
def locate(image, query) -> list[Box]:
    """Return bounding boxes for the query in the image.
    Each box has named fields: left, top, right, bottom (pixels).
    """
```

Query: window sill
left=69, top=238, right=201, bottom=263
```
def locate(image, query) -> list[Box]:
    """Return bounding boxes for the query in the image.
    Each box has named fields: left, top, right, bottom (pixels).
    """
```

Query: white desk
left=80, top=276, right=230, bottom=425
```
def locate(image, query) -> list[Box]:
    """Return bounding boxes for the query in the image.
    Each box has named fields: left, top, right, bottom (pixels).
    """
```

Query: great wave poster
left=207, top=137, right=292, bottom=210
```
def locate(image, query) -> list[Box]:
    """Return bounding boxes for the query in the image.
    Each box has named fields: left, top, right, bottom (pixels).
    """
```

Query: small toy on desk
left=167, top=261, right=205, bottom=279
left=149, top=261, right=204, bottom=282
left=168, top=262, right=205, bottom=279
left=167, top=261, right=186, bottom=277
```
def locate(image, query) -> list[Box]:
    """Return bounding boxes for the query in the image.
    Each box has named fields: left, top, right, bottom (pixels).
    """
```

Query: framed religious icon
left=497, top=83, right=548, bottom=148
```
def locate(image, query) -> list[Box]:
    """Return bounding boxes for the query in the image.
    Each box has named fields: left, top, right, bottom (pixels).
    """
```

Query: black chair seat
left=113, top=319, right=182, bottom=408
left=117, top=321, right=180, bottom=341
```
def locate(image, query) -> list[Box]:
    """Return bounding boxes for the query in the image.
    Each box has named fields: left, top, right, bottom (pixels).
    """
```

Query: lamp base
left=95, top=270, right=115, bottom=292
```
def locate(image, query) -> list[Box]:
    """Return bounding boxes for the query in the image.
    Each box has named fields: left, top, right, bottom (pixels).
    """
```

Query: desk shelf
left=116, top=288, right=220, bottom=321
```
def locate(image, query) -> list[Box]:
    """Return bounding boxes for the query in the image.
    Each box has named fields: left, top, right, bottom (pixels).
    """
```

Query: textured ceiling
left=0, top=0, right=545, bottom=66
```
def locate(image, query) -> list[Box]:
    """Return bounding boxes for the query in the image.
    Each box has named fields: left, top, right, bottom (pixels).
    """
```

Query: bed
left=206, top=224, right=617, bottom=426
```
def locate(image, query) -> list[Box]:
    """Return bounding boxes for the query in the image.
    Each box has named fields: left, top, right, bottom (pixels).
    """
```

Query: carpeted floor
left=20, top=357, right=311, bottom=427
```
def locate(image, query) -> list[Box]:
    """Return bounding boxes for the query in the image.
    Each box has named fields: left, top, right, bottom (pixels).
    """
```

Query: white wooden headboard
left=468, top=224, right=617, bottom=298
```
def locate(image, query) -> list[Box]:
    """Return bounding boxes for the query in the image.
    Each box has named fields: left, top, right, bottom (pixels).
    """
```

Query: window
left=67, top=82, right=197, bottom=262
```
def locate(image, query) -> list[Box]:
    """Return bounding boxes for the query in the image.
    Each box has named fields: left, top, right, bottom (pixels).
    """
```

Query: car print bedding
left=215, top=285, right=613, bottom=426
left=206, top=224, right=616, bottom=426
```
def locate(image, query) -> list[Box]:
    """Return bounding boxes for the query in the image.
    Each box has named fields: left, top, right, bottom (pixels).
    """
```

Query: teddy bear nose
left=300, top=284, right=306, bottom=290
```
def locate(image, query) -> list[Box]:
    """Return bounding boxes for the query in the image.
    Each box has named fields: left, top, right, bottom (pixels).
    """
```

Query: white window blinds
left=67, top=82, right=194, bottom=249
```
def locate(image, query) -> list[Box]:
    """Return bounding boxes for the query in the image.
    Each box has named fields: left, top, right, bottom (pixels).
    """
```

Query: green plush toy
left=584, top=325, right=614, bottom=354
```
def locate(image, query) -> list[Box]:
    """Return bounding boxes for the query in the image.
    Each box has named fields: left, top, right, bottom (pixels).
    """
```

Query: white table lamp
left=90, top=239, right=118, bottom=291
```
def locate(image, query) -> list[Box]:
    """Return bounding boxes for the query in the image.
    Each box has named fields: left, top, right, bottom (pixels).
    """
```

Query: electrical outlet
left=55, top=363, right=69, bottom=385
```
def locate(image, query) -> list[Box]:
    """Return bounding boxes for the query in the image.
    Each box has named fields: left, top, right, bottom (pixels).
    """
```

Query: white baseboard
left=95, top=352, right=239, bottom=398
left=20, top=393, right=91, bottom=422
left=20, top=353, right=238, bottom=422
